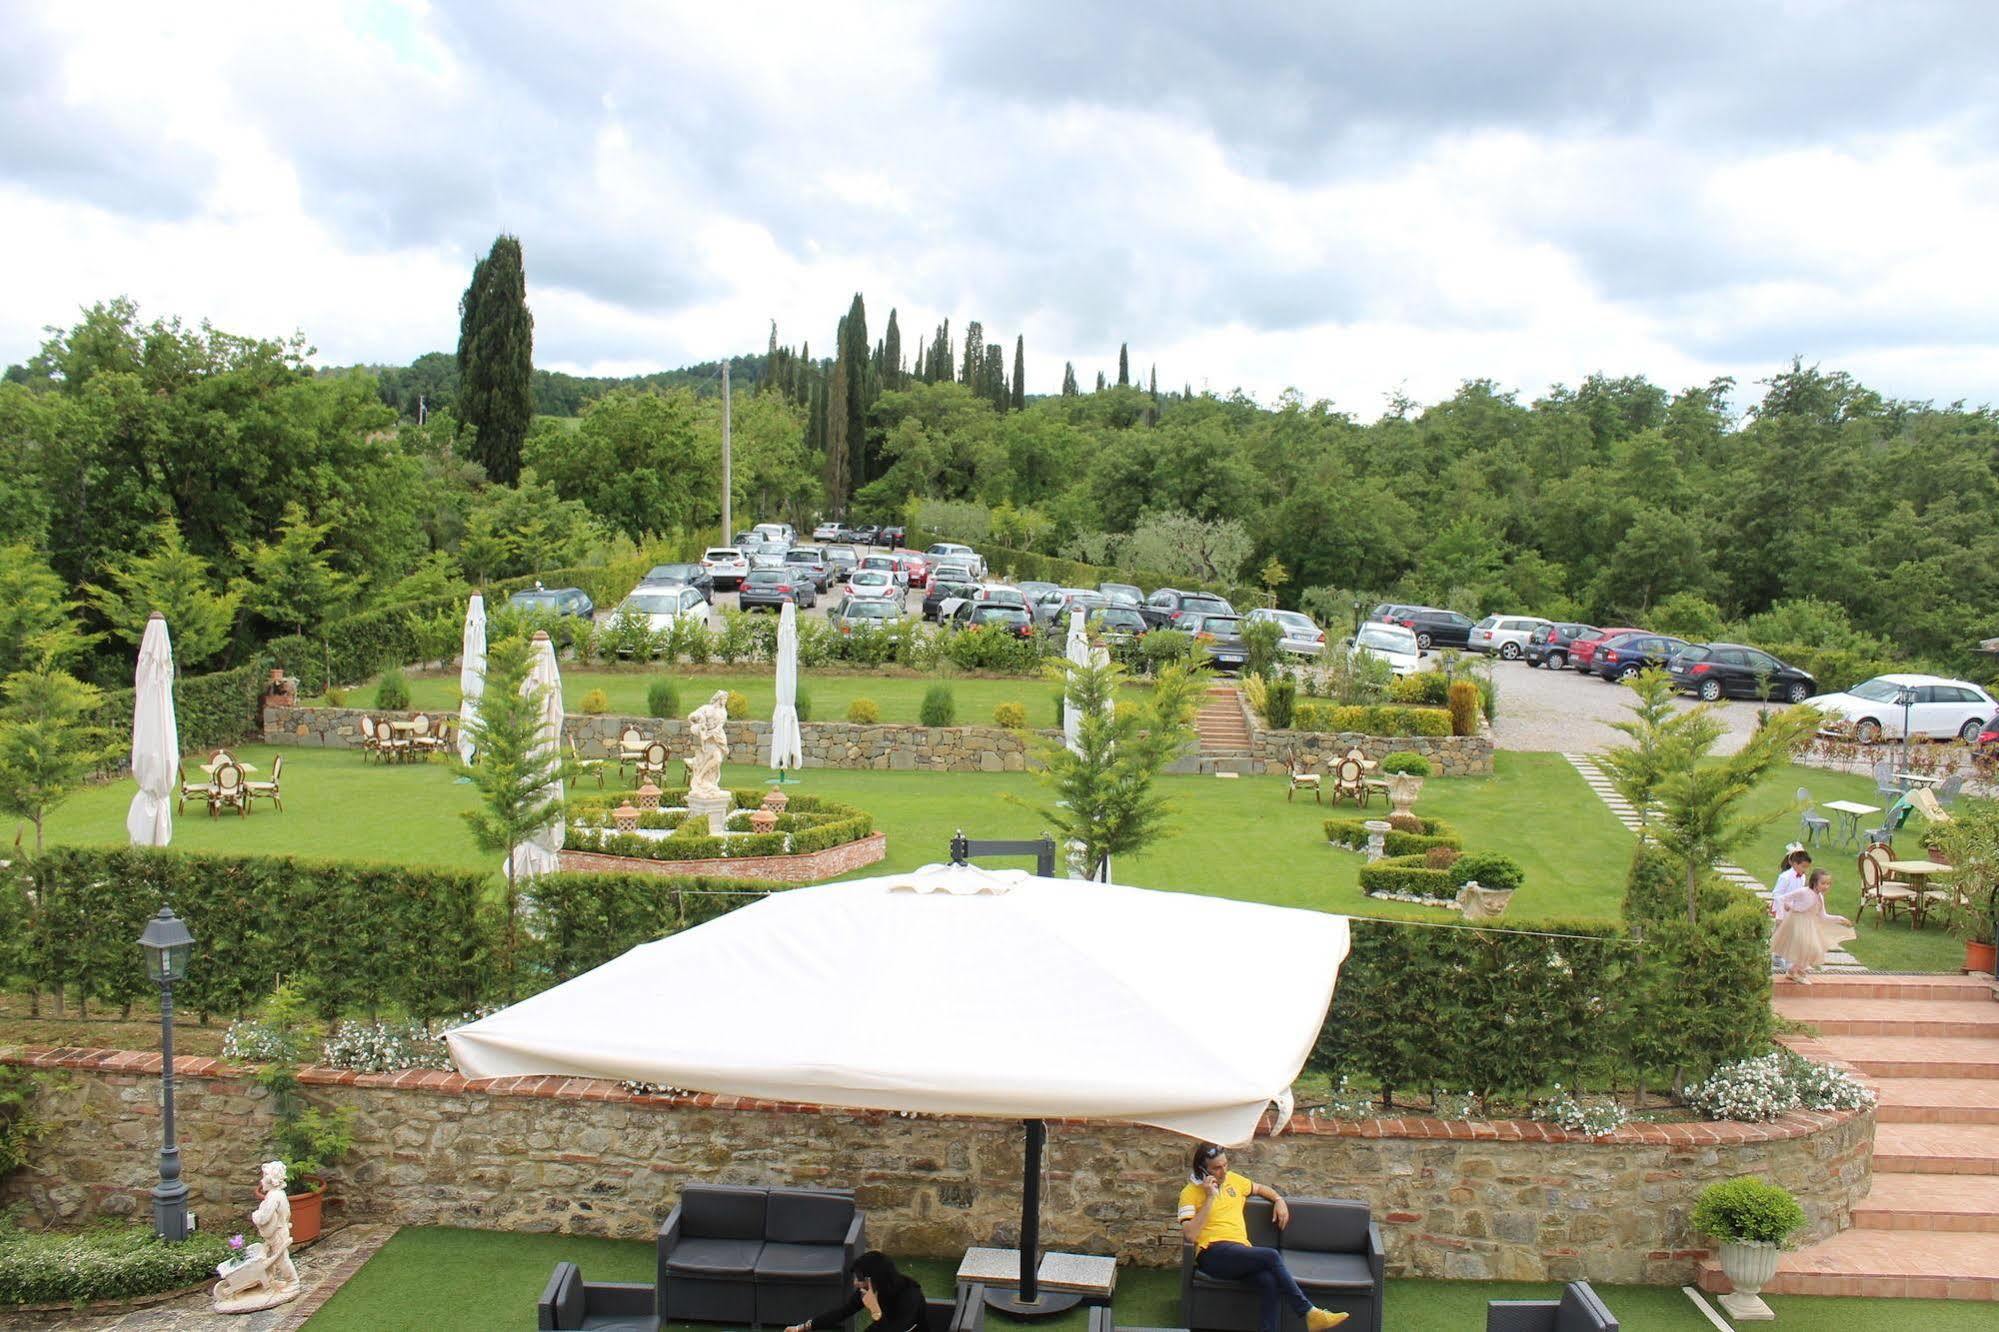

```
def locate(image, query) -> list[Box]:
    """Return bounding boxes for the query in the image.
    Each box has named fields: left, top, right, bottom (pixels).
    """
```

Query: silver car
left=1245, top=607, right=1326, bottom=657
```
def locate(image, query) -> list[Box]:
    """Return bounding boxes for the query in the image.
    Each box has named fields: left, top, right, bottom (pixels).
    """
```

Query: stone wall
left=1242, top=692, right=1495, bottom=777
left=2, top=1050, right=1870, bottom=1285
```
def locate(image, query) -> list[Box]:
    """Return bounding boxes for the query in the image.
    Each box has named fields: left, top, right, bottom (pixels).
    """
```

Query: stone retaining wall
left=1241, top=693, right=1495, bottom=777
left=2, top=1049, right=1870, bottom=1285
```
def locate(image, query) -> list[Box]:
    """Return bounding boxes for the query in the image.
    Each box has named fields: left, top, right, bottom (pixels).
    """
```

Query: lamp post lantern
left=138, top=906, right=195, bottom=1241
left=1896, top=684, right=1917, bottom=777
left=1351, top=598, right=1364, bottom=638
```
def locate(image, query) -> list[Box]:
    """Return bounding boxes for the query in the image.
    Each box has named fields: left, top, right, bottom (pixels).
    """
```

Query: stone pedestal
left=686, top=792, right=731, bottom=836
left=1362, top=820, right=1391, bottom=862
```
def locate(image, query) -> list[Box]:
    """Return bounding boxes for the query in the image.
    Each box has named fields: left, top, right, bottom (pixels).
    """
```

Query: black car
left=1141, top=588, right=1237, bottom=631
left=922, top=579, right=981, bottom=622
left=1085, top=606, right=1148, bottom=643
left=1184, top=612, right=1248, bottom=671
left=507, top=586, right=595, bottom=618
left=850, top=524, right=882, bottom=546
left=1592, top=631, right=1690, bottom=682
left=1389, top=606, right=1476, bottom=651
left=641, top=563, right=714, bottom=601
left=1523, top=622, right=1599, bottom=670
left=1370, top=602, right=1419, bottom=623
left=1669, top=643, right=1817, bottom=704
left=737, top=567, right=817, bottom=612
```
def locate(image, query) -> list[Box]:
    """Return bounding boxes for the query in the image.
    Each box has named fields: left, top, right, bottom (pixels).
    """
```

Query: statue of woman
left=685, top=690, right=731, bottom=799
left=212, top=1161, right=302, bottom=1312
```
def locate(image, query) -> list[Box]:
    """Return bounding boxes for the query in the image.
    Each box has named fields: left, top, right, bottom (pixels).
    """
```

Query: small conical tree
left=1012, top=335, right=1026, bottom=410
left=236, top=502, right=349, bottom=637
left=0, top=667, right=111, bottom=852
left=1062, top=362, right=1078, bottom=396
left=1095, top=369, right=1106, bottom=392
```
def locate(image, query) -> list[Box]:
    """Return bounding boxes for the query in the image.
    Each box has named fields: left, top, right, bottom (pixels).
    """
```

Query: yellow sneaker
left=1306, top=1311, right=1349, bottom=1330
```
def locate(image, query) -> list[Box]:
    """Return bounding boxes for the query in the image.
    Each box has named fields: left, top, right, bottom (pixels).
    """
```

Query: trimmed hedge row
left=86, top=661, right=269, bottom=758
left=1291, top=703, right=1452, bottom=737
left=1355, top=853, right=1453, bottom=898
left=566, top=789, right=875, bottom=864
left=0, top=1226, right=233, bottom=1307
left=1324, top=815, right=1461, bottom=857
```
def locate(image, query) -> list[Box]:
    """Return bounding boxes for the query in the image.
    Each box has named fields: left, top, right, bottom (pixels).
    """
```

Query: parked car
left=508, top=585, right=594, bottom=618
left=925, top=542, right=986, bottom=579
left=781, top=546, right=832, bottom=591
left=1099, top=582, right=1144, bottom=608
left=858, top=554, right=907, bottom=587
left=1369, top=603, right=1419, bottom=624
left=1389, top=606, right=1476, bottom=651
left=949, top=601, right=1035, bottom=638
left=641, top=562, right=714, bottom=601
left=832, top=597, right=904, bottom=633
left=850, top=524, right=882, bottom=547
left=1668, top=643, right=1817, bottom=704
left=930, top=560, right=977, bottom=587
left=1185, top=612, right=1248, bottom=672
left=1026, top=586, right=1069, bottom=627
left=611, top=583, right=708, bottom=634
left=751, top=522, right=795, bottom=548
left=842, top=568, right=900, bottom=601
left=1350, top=621, right=1421, bottom=676
left=699, top=547, right=750, bottom=590
left=1591, top=631, right=1690, bottom=682
left=1977, top=713, right=1999, bottom=752
left=1245, top=607, right=1326, bottom=657
left=1808, top=674, right=1998, bottom=742
left=1085, top=606, right=1148, bottom=643
left=880, top=525, right=906, bottom=549
left=1141, top=588, right=1237, bottom=631
left=1568, top=627, right=1643, bottom=674
left=1468, top=614, right=1554, bottom=660
left=1523, top=622, right=1599, bottom=670
left=894, top=550, right=928, bottom=587
left=811, top=521, right=841, bottom=541
left=1017, top=580, right=1062, bottom=608
left=823, top=545, right=861, bottom=577
left=738, top=566, right=817, bottom=611
left=747, top=548, right=789, bottom=571
left=922, top=579, right=981, bottom=622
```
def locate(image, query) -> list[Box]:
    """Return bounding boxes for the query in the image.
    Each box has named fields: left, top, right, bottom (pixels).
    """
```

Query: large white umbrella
left=769, top=600, right=804, bottom=773
left=450, top=865, right=1349, bottom=1309
left=458, top=594, right=486, bottom=765
left=1062, top=607, right=1090, bottom=755
left=125, top=612, right=178, bottom=847
left=508, top=630, right=565, bottom=881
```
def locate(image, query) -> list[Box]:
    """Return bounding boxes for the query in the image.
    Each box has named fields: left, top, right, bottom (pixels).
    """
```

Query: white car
left=842, top=568, right=899, bottom=601
left=1245, top=607, right=1326, bottom=657
left=1350, top=622, right=1422, bottom=676
left=812, top=521, right=842, bottom=541
left=612, top=583, right=708, bottom=633
left=752, top=522, right=795, bottom=548
left=1468, top=614, right=1554, bottom=660
left=1807, top=674, right=1997, bottom=743
left=858, top=554, right=907, bottom=587
left=699, top=547, right=750, bottom=588
left=925, top=542, right=985, bottom=580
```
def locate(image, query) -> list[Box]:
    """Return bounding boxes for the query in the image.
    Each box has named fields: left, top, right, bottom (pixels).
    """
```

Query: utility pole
left=721, top=359, right=733, bottom=541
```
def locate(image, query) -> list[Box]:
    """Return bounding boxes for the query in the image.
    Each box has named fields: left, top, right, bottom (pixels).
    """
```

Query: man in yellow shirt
left=1177, top=1143, right=1346, bottom=1331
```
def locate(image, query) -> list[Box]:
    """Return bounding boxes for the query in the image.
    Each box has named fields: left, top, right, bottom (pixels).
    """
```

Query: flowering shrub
left=1683, top=1053, right=1799, bottom=1121
left=318, top=1009, right=498, bottom=1073
left=1782, top=1051, right=1877, bottom=1112
left=1310, top=1074, right=1380, bottom=1120
left=1534, top=1084, right=1630, bottom=1136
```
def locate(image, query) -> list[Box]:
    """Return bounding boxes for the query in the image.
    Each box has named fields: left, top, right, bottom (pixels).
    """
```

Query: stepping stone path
left=1560, top=753, right=1865, bottom=972
left=1699, top=974, right=1999, bottom=1301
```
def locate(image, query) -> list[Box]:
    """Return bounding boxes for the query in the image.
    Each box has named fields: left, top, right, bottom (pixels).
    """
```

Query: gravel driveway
left=1486, top=657, right=1766, bottom=755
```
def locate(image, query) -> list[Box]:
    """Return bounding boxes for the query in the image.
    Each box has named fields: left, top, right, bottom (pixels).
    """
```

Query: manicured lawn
left=323, top=666, right=1153, bottom=729
left=301, top=1226, right=1998, bottom=1331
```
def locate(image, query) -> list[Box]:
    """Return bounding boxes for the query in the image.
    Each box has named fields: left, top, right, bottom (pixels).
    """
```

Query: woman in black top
left=786, top=1250, right=929, bottom=1332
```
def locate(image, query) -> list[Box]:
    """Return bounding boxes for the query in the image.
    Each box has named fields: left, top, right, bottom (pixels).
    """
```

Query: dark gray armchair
left=1179, top=1197, right=1385, bottom=1332
left=1486, top=1281, right=1619, bottom=1331
left=658, top=1183, right=863, bottom=1327
left=925, top=1281, right=988, bottom=1332
left=536, top=1261, right=654, bottom=1331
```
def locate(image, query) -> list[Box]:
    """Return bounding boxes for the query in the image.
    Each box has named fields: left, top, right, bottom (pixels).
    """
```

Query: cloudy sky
left=6, top=0, right=1999, bottom=412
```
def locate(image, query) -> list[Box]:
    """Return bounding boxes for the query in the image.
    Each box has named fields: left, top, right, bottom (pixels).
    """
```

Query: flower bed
left=565, top=788, right=874, bottom=863
left=0, top=1225, right=232, bottom=1307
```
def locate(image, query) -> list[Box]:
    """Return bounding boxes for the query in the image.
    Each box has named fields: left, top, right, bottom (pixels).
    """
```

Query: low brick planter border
left=555, top=831, right=886, bottom=884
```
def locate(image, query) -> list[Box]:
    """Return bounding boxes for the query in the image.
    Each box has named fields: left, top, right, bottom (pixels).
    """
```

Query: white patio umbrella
left=769, top=600, right=804, bottom=777
left=1062, top=607, right=1090, bottom=755
left=457, top=594, right=486, bottom=765
left=508, top=629, right=565, bottom=881
left=125, top=612, right=178, bottom=847
left=449, top=864, right=1350, bottom=1310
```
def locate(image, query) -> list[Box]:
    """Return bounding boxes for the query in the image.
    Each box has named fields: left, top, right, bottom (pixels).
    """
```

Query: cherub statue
left=685, top=690, right=731, bottom=799
left=211, top=1160, right=302, bottom=1313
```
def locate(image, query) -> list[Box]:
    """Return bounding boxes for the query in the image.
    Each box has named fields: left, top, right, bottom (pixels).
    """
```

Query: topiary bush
left=1378, top=752, right=1432, bottom=777
left=994, top=701, right=1027, bottom=729
left=646, top=679, right=680, bottom=719
left=579, top=688, right=611, bottom=715
left=847, top=698, right=880, bottom=724
left=920, top=682, right=957, bottom=727
left=1325, top=815, right=1461, bottom=857
left=1264, top=676, right=1296, bottom=729
left=725, top=690, right=748, bottom=720
left=1447, top=680, right=1480, bottom=736
left=374, top=668, right=411, bottom=711
left=1690, top=1177, right=1806, bottom=1246
left=1387, top=672, right=1450, bottom=706
left=1450, top=852, right=1524, bottom=892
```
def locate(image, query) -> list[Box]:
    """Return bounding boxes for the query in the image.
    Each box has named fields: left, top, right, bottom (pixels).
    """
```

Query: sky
left=6, top=0, right=1999, bottom=414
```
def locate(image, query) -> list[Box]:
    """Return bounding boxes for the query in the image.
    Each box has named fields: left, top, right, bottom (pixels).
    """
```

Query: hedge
left=1325, top=816, right=1462, bottom=857
left=524, top=872, right=765, bottom=985
left=0, top=1226, right=233, bottom=1307
left=1290, top=703, right=1452, bottom=737
left=264, top=591, right=467, bottom=697
left=1355, top=853, right=1456, bottom=899
left=87, top=661, right=269, bottom=759
left=566, top=789, right=875, bottom=865
left=905, top=526, right=1272, bottom=610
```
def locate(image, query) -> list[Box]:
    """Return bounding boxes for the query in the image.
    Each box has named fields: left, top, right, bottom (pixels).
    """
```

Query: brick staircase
left=1192, top=685, right=1252, bottom=759
left=1697, top=972, right=1999, bottom=1300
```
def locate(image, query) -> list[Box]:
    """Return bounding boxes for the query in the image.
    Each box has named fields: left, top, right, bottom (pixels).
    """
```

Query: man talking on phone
left=1179, top=1143, right=1347, bottom=1331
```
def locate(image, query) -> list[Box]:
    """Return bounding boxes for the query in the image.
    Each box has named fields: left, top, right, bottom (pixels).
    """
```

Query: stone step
left=1872, top=1123, right=1999, bottom=1174
left=1806, top=1034, right=1999, bottom=1079
left=1773, top=997, right=1999, bottom=1038
left=1773, top=973, right=1997, bottom=1002
left=1873, top=1078, right=1999, bottom=1125
left=1854, top=1174, right=1999, bottom=1233
left=1697, top=1230, right=1999, bottom=1299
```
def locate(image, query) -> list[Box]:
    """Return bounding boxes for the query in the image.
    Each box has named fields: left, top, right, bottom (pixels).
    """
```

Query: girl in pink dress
left=1771, top=868, right=1855, bottom=982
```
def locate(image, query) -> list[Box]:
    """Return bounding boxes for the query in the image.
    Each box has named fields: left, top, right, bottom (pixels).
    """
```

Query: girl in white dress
left=1770, top=868, right=1855, bottom=982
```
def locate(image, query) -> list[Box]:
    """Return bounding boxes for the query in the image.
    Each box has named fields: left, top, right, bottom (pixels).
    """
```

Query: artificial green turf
left=302, top=1226, right=1995, bottom=1330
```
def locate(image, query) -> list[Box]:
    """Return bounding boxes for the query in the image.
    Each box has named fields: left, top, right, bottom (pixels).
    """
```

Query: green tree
left=82, top=517, right=241, bottom=669
left=457, top=470, right=604, bottom=582
left=0, top=667, right=111, bottom=851
left=237, top=503, right=350, bottom=637
left=524, top=388, right=708, bottom=541
left=1062, top=362, right=1078, bottom=396
left=1012, top=336, right=1026, bottom=411
left=882, top=309, right=902, bottom=391
left=457, top=235, right=535, bottom=486
left=1596, top=669, right=1710, bottom=839
left=1117, top=343, right=1129, bottom=386
left=0, top=546, right=95, bottom=675
left=1025, top=658, right=1204, bottom=875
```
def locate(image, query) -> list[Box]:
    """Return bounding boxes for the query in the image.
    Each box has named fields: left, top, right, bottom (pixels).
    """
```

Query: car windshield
left=650, top=565, right=698, bottom=579
left=1357, top=626, right=1414, bottom=653
left=784, top=551, right=819, bottom=563
left=844, top=601, right=896, bottom=618
left=861, top=557, right=895, bottom=570
left=1849, top=678, right=1905, bottom=702
left=746, top=570, right=788, bottom=585
left=971, top=607, right=1026, bottom=624
left=1200, top=617, right=1243, bottom=635
left=623, top=593, right=682, bottom=615
left=1183, top=596, right=1231, bottom=615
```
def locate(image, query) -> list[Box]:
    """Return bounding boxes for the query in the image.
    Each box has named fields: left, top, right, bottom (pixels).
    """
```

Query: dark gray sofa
left=658, top=1183, right=865, bottom=1327
left=1486, top=1281, right=1619, bottom=1331
left=1179, top=1197, right=1384, bottom=1332
left=536, top=1261, right=653, bottom=1330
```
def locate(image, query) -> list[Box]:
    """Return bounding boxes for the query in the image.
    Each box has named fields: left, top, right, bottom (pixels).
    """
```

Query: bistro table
left=1884, top=858, right=1952, bottom=928
left=1822, top=799, right=1879, bottom=848
left=957, top=1246, right=1117, bottom=1316
left=1894, top=772, right=1942, bottom=789
left=198, top=757, right=257, bottom=775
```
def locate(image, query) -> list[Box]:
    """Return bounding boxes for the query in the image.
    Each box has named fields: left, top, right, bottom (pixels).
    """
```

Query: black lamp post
left=1351, top=599, right=1364, bottom=638
left=139, top=906, right=195, bottom=1241
left=1895, top=684, right=1917, bottom=779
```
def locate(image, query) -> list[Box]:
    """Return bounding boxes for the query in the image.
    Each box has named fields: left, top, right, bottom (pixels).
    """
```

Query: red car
left=1567, top=627, right=1642, bottom=674
left=895, top=551, right=929, bottom=588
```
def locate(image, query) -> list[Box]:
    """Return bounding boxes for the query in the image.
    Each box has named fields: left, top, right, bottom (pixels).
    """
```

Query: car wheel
left=1698, top=679, right=1724, bottom=702
left=1618, top=665, right=1638, bottom=682
left=1547, top=651, right=1566, bottom=670
left=1786, top=682, right=1810, bottom=705
left=1500, top=642, right=1521, bottom=660
left=1416, top=632, right=1433, bottom=650
left=1855, top=719, right=1882, bottom=744
left=1963, top=718, right=1985, bottom=743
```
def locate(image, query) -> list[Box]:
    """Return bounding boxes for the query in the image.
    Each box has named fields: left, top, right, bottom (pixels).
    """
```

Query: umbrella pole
left=985, top=1117, right=1081, bottom=1317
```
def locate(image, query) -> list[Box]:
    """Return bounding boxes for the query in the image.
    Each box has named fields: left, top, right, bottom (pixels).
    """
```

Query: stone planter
left=1454, top=882, right=1515, bottom=922
left=1384, top=773, right=1424, bottom=815
left=1716, top=1240, right=1780, bottom=1321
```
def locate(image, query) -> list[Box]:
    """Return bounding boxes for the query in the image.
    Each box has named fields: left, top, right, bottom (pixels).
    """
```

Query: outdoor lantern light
left=1351, top=598, right=1364, bottom=637
left=138, top=906, right=196, bottom=1241
left=1896, top=683, right=1918, bottom=773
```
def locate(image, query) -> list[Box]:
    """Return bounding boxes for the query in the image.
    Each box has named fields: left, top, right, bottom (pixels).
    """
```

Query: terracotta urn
left=749, top=808, right=778, bottom=834
left=761, top=789, right=790, bottom=814
left=636, top=782, right=662, bottom=810
left=612, top=802, right=640, bottom=833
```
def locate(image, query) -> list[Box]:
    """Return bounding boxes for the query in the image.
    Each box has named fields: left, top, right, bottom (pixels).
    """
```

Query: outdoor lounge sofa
left=537, top=1261, right=654, bottom=1330
left=1485, top=1280, right=1619, bottom=1330
left=658, top=1183, right=866, bottom=1327
left=1180, top=1197, right=1384, bottom=1332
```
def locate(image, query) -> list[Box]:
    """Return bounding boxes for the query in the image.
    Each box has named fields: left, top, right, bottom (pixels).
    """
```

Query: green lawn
left=324, top=666, right=1152, bottom=729
left=302, top=1225, right=1996, bottom=1331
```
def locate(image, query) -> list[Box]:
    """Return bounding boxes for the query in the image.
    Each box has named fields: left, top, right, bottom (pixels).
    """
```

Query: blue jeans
left=1196, top=1241, right=1312, bottom=1332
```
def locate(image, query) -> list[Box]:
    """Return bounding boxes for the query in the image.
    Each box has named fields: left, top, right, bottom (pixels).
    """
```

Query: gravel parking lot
left=1487, top=656, right=1765, bottom=755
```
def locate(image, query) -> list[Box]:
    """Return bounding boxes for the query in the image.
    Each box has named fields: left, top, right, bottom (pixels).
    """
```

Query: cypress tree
left=1062, top=362, right=1079, bottom=396
left=883, top=309, right=902, bottom=389
left=929, top=320, right=951, bottom=383
left=1117, top=343, right=1129, bottom=386
left=840, top=293, right=870, bottom=493
left=1149, top=363, right=1158, bottom=400
left=983, top=344, right=1007, bottom=412
left=914, top=345, right=926, bottom=382
left=1012, top=335, right=1025, bottom=410
left=1096, top=369, right=1107, bottom=392
left=960, top=321, right=984, bottom=389
left=456, top=234, right=534, bottom=485
left=825, top=327, right=850, bottom=509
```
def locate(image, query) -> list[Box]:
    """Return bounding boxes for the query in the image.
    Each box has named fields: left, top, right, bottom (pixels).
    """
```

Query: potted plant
left=1926, top=801, right=1998, bottom=976
left=234, top=985, right=357, bottom=1243
left=1378, top=752, right=1432, bottom=813
left=1691, top=1176, right=1806, bottom=1321
left=271, top=1103, right=356, bottom=1243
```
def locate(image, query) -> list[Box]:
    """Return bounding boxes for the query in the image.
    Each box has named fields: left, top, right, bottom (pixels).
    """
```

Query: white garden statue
left=211, top=1160, right=302, bottom=1313
left=685, top=690, right=731, bottom=801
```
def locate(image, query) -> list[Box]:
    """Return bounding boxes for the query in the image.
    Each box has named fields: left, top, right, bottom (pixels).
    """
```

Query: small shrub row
left=1288, top=703, right=1452, bottom=737
left=1357, top=850, right=1523, bottom=900
left=1324, top=816, right=1462, bottom=858
left=0, top=1226, right=234, bottom=1306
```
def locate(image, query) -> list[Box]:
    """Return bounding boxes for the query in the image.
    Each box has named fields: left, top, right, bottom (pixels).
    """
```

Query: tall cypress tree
left=825, top=323, right=850, bottom=509
left=959, top=321, right=984, bottom=390
left=456, top=234, right=534, bottom=485
left=1117, top=343, right=1130, bottom=387
left=883, top=309, right=902, bottom=390
left=913, top=345, right=926, bottom=382
left=1096, top=369, right=1107, bottom=392
left=1062, top=362, right=1079, bottom=396
left=1012, top=335, right=1026, bottom=410
left=840, top=293, right=870, bottom=494
left=983, top=344, right=1007, bottom=412
left=929, top=320, right=951, bottom=383
left=1149, top=363, right=1158, bottom=400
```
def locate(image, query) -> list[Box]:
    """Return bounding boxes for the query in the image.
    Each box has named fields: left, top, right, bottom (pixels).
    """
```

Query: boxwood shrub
left=1325, top=816, right=1462, bottom=857
left=1290, top=703, right=1451, bottom=737
left=1356, top=853, right=1456, bottom=899
left=566, top=790, right=875, bottom=864
left=0, top=1226, right=232, bottom=1306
